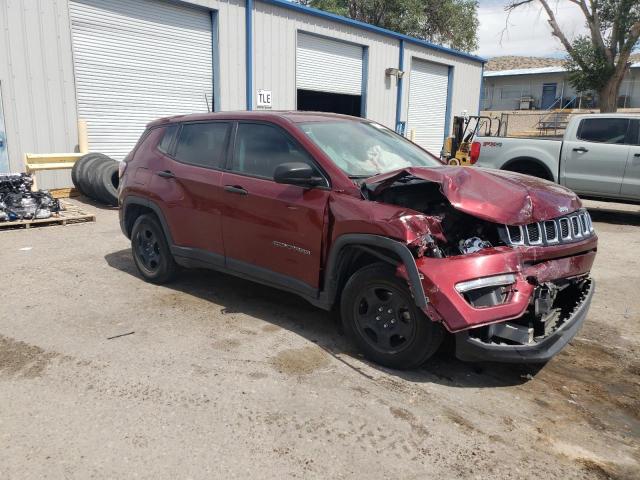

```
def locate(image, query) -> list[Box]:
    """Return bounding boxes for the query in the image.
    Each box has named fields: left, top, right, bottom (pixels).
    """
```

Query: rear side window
left=577, top=118, right=630, bottom=144
left=173, top=122, right=230, bottom=168
left=157, top=125, right=178, bottom=154
left=231, top=123, right=321, bottom=179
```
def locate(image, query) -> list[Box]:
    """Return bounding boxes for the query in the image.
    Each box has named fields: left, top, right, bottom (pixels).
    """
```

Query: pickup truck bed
left=474, top=113, right=640, bottom=202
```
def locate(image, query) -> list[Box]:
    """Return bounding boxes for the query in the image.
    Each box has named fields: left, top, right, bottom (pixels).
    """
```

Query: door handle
left=224, top=185, right=248, bottom=195
left=634, top=153, right=640, bottom=158
left=157, top=170, right=176, bottom=179
left=573, top=147, right=589, bottom=153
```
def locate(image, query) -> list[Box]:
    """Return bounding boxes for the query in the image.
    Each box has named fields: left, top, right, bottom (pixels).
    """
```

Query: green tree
left=299, top=0, right=479, bottom=52
left=507, top=0, right=640, bottom=112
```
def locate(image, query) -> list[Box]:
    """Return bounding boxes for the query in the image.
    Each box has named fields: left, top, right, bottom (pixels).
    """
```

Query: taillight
left=470, top=141, right=481, bottom=165
left=118, top=161, right=128, bottom=178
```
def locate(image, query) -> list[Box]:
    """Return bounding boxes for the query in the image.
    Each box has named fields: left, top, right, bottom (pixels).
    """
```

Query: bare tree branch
left=587, top=0, right=611, bottom=60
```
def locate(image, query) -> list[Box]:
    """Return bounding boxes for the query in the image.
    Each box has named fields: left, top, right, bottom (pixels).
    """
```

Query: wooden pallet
left=50, top=187, right=80, bottom=199
left=0, top=200, right=95, bottom=230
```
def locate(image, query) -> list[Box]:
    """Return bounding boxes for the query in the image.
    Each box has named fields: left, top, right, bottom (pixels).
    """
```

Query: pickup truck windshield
left=299, top=121, right=441, bottom=177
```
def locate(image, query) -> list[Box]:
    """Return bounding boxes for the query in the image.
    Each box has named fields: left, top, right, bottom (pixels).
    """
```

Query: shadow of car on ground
left=105, top=248, right=546, bottom=388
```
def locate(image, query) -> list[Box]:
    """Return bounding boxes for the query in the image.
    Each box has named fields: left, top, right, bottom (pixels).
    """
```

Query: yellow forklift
left=442, top=114, right=502, bottom=166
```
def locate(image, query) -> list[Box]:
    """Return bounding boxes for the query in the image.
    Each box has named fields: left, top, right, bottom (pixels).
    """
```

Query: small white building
left=0, top=0, right=485, bottom=186
left=482, top=64, right=640, bottom=111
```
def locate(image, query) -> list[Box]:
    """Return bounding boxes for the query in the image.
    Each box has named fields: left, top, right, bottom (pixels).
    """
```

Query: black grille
left=571, top=216, right=580, bottom=236
left=501, top=210, right=594, bottom=247
left=526, top=223, right=541, bottom=242
left=544, top=221, right=557, bottom=241
left=507, top=225, right=522, bottom=243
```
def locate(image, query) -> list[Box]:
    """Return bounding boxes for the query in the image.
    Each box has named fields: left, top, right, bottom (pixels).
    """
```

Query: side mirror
left=273, top=162, right=324, bottom=187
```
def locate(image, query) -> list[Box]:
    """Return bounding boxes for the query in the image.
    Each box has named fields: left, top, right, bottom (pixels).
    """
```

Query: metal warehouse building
left=0, top=0, right=484, bottom=187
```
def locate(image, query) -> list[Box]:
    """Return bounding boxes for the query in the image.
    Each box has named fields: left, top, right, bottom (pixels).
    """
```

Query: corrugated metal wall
left=69, top=0, right=214, bottom=160
left=209, top=0, right=247, bottom=111
left=406, top=59, right=449, bottom=153
left=253, top=2, right=400, bottom=129
left=0, top=0, right=78, bottom=187
left=0, top=0, right=482, bottom=189
left=403, top=43, right=483, bottom=137
left=296, top=32, right=363, bottom=95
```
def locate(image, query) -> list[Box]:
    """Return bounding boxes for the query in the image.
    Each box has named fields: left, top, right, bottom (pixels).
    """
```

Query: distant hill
left=486, top=54, right=640, bottom=72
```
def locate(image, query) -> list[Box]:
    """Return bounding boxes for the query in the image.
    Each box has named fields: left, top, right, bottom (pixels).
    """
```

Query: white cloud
left=476, top=0, right=587, bottom=58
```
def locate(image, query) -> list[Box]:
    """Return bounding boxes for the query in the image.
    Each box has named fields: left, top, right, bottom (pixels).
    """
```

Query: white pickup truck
left=474, top=113, right=640, bottom=202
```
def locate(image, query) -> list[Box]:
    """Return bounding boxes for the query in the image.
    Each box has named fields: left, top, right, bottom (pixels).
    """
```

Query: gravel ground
left=0, top=197, right=638, bottom=479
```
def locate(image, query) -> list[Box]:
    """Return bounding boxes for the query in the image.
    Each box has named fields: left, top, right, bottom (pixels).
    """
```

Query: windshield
left=298, top=120, right=441, bottom=177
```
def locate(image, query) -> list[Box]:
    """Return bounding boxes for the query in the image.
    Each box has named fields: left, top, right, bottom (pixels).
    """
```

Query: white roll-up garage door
left=69, top=0, right=213, bottom=160
left=407, top=59, right=450, bottom=154
left=296, top=33, right=363, bottom=95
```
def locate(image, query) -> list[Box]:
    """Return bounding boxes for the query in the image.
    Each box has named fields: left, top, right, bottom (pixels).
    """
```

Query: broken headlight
left=455, top=273, right=516, bottom=308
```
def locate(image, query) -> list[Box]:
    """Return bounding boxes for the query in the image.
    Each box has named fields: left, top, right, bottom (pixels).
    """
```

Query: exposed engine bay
left=362, top=176, right=502, bottom=257
left=0, top=173, right=62, bottom=222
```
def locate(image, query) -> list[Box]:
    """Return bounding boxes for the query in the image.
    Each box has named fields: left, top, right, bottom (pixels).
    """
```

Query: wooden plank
left=24, top=153, right=84, bottom=164
left=25, top=162, right=76, bottom=171
left=50, top=188, right=80, bottom=199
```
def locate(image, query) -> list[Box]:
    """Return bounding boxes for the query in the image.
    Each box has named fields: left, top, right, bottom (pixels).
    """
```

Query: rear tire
left=341, top=263, right=443, bottom=369
left=503, top=161, right=553, bottom=181
left=131, top=214, right=177, bottom=284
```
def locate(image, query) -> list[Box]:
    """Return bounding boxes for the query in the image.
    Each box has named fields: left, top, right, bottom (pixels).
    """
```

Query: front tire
left=340, top=263, right=443, bottom=369
left=131, top=214, right=177, bottom=284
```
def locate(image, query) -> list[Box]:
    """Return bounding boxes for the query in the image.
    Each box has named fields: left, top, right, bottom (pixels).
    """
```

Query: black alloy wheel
left=341, top=263, right=443, bottom=369
left=131, top=214, right=177, bottom=284
left=352, top=284, right=416, bottom=354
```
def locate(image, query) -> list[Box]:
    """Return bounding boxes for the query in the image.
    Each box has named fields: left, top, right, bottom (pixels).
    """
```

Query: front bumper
left=412, top=235, right=597, bottom=332
left=454, top=279, right=594, bottom=363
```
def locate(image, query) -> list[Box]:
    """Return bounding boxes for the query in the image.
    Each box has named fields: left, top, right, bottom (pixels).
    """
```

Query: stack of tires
left=72, top=153, right=120, bottom=206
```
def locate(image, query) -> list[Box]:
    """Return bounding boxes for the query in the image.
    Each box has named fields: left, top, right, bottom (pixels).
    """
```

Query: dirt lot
left=0, top=198, right=638, bottom=479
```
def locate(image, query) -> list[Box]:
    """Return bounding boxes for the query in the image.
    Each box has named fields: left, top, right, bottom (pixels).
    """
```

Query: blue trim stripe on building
left=360, top=46, right=369, bottom=117
left=478, top=63, right=485, bottom=114
left=395, top=39, right=404, bottom=133
left=443, top=66, right=454, bottom=141
left=211, top=10, right=221, bottom=112
left=245, top=0, right=254, bottom=110
left=260, top=0, right=485, bottom=64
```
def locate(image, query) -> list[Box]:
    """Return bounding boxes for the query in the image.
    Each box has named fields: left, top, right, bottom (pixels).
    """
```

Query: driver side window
left=232, top=123, right=322, bottom=181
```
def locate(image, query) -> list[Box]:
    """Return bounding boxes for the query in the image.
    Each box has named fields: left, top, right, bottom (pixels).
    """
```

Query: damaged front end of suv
left=361, top=166, right=597, bottom=363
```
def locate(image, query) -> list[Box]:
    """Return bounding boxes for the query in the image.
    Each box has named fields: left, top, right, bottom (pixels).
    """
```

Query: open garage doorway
left=297, top=89, right=362, bottom=116
left=296, top=32, right=365, bottom=117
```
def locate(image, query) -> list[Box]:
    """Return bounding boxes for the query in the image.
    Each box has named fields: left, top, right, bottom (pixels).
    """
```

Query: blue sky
left=477, top=0, right=586, bottom=58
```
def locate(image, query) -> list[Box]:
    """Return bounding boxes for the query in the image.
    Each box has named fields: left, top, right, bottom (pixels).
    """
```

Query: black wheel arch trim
left=321, top=234, right=427, bottom=310
left=501, top=157, right=555, bottom=181
left=120, top=195, right=174, bottom=245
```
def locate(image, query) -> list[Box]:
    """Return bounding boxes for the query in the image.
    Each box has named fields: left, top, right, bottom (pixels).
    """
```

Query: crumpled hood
left=362, top=166, right=582, bottom=225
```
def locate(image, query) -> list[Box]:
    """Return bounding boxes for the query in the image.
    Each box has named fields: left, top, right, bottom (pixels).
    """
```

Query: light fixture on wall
left=385, top=67, right=405, bottom=79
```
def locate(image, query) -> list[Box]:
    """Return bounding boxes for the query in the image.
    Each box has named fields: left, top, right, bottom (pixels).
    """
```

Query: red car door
left=150, top=121, right=231, bottom=261
left=220, top=122, right=330, bottom=293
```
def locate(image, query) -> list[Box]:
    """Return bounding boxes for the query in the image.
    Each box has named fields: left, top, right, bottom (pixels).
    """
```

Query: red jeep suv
left=119, top=111, right=597, bottom=369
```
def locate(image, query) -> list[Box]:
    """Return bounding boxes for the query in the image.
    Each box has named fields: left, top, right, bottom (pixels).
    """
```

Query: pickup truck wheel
left=131, top=214, right=177, bottom=284
left=503, top=161, right=553, bottom=181
left=341, top=263, right=443, bottom=369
